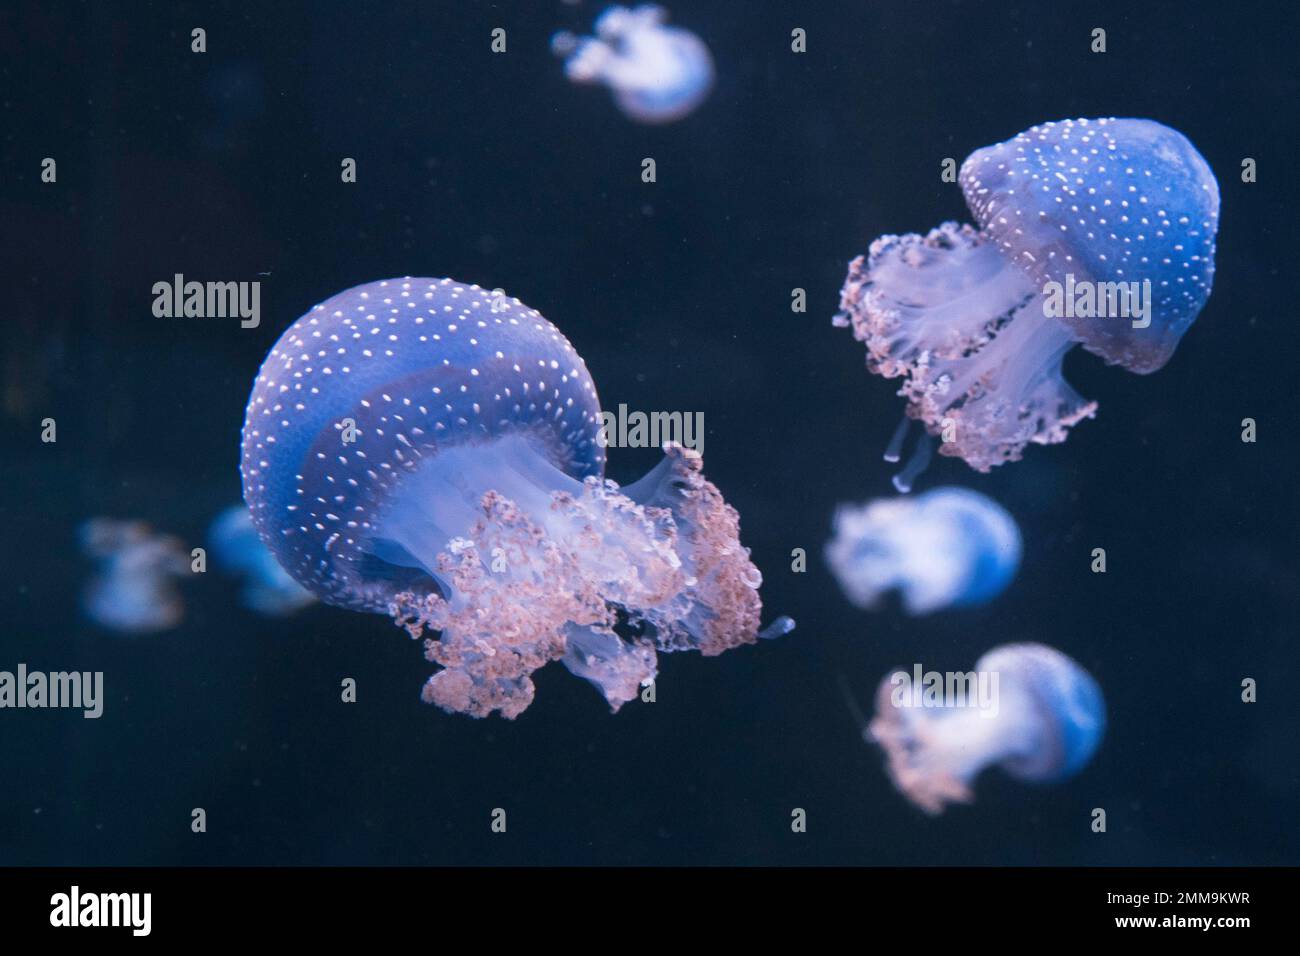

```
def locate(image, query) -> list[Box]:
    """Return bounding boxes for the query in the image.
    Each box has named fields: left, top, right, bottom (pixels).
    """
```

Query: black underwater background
left=1, top=0, right=1297, bottom=865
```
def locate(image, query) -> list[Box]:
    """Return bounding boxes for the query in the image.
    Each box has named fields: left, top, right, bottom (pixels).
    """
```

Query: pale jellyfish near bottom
left=80, top=519, right=190, bottom=633
left=552, top=5, right=713, bottom=124
left=209, top=504, right=316, bottom=616
left=835, top=118, right=1220, bottom=486
left=825, top=487, right=1021, bottom=615
left=868, top=643, right=1106, bottom=815
left=240, top=278, right=792, bottom=719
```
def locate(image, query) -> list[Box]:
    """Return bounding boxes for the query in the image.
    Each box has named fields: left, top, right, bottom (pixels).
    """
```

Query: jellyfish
left=80, top=519, right=190, bottom=633
left=240, top=277, right=791, bottom=719
left=551, top=5, right=714, bottom=124
left=825, top=487, right=1020, bottom=615
left=866, top=643, right=1105, bottom=814
left=208, top=504, right=316, bottom=616
left=835, top=118, right=1220, bottom=484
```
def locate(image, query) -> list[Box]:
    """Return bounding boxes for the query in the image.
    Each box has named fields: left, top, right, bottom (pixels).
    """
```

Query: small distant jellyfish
left=825, top=487, right=1020, bottom=615
left=835, top=118, right=1220, bottom=486
left=868, top=643, right=1105, bottom=814
left=240, top=278, right=791, bottom=719
left=208, top=504, right=316, bottom=616
left=552, top=5, right=714, bottom=124
left=80, top=519, right=190, bottom=633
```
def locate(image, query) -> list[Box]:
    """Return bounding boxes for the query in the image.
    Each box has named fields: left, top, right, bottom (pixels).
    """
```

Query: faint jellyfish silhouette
left=867, top=643, right=1105, bottom=814
left=209, top=504, right=316, bottom=616
left=552, top=5, right=713, bottom=124
left=80, top=519, right=190, bottom=633
left=825, top=487, right=1021, bottom=615
left=835, top=118, right=1220, bottom=486
left=240, top=278, right=791, bottom=719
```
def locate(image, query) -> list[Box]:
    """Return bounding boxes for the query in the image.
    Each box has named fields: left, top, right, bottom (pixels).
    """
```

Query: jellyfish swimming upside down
left=240, top=278, right=792, bottom=719
left=551, top=4, right=714, bottom=124
left=835, top=118, right=1220, bottom=480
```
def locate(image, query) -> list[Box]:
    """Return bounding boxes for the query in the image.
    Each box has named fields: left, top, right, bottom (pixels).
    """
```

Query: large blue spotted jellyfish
left=240, top=278, right=791, bottom=719
left=552, top=5, right=714, bottom=124
left=80, top=519, right=190, bottom=634
left=209, top=504, right=316, bottom=616
left=824, top=486, right=1021, bottom=616
left=835, top=118, right=1220, bottom=486
left=868, top=643, right=1105, bottom=814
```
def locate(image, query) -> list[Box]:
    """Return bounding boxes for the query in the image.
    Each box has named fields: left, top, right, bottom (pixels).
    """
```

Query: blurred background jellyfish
left=825, top=487, right=1021, bottom=615
left=209, top=504, right=316, bottom=616
left=80, top=519, right=190, bottom=634
left=552, top=5, right=714, bottom=124
left=835, top=118, right=1220, bottom=485
left=867, top=643, right=1105, bottom=814
left=240, top=278, right=791, bottom=719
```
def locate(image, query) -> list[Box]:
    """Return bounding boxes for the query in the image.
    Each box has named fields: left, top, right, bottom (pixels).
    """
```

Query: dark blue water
left=2, top=0, right=1297, bottom=865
